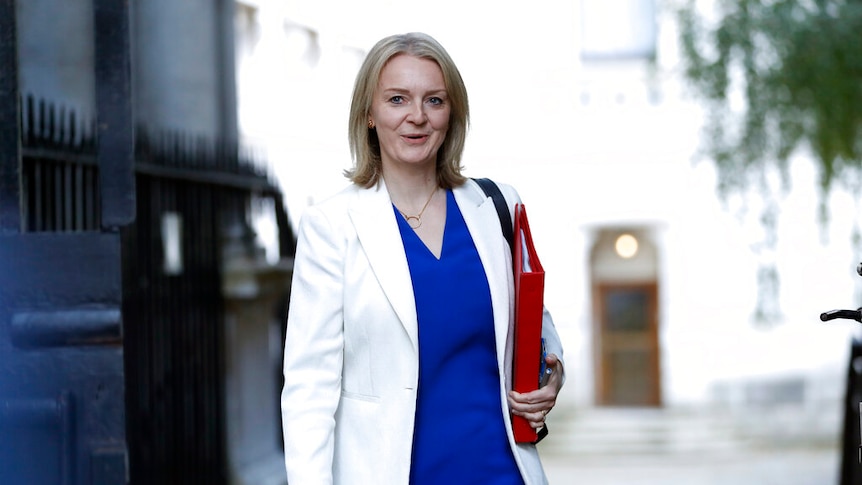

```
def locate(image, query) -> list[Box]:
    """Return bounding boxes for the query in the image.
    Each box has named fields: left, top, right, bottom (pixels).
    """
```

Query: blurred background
left=1, top=0, right=861, bottom=483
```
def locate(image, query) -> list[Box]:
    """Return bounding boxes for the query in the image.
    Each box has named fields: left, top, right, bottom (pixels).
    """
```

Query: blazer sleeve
left=281, top=203, right=344, bottom=484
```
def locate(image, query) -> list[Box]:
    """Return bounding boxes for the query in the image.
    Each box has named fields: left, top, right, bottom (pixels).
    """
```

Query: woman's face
left=370, top=54, right=450, bottom=172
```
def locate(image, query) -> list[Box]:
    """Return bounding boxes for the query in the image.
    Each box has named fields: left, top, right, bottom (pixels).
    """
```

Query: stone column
left=222, top=221, right=292, bottom=485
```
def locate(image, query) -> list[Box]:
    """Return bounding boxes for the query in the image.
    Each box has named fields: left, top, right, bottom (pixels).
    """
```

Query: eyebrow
left=380, top=88, right=448, bottom=97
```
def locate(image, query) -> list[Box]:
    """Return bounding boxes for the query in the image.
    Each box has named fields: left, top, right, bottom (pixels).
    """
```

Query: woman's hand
left=507, top=353, right=563, bottom=429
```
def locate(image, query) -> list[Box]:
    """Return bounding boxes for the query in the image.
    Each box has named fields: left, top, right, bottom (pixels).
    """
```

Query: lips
left=402, top=134, right=429, bottom=144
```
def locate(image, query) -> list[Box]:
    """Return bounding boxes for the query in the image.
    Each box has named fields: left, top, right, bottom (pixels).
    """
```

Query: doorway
left=595, top=282, right=660, bottom=406
left=589, top=228, right=662, bottom=407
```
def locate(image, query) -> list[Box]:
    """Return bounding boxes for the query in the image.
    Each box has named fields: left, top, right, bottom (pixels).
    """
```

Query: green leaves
left=676, top=0, right=862, bottom=323
left=677, top=0, right=862, bottom=197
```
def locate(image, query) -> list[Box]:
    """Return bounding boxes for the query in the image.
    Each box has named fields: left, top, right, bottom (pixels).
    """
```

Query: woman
left=281, top=32, right=564, bottom=484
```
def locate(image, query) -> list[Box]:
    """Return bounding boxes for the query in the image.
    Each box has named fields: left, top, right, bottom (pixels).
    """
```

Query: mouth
left=402, top=134, right=429, bottom=143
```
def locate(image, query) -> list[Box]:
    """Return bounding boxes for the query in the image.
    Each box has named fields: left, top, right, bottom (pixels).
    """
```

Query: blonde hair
left=345, top=32, right=470, bottom=189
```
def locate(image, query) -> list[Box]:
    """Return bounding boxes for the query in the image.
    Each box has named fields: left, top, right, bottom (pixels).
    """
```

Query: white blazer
left=281, top=178, right=564, bottom=485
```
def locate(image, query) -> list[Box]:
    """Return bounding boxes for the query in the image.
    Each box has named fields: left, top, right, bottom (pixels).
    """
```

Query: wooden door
left=595, top=283, right=661, bottom=406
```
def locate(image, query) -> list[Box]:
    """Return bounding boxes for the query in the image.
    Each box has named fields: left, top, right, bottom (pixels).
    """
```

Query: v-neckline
left=395, top=190, right=450, bottom=261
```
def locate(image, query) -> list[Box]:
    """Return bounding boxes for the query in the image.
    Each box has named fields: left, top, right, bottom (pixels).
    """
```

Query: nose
left=407, top=103, right=427, bottom=124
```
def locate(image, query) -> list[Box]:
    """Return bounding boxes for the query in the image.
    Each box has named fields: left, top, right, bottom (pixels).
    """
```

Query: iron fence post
left=94, top=0, right=135, bottom=229
left=0, top=0, right=21, bottom=234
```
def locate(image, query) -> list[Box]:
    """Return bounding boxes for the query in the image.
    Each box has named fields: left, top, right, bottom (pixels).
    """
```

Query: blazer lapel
left=454, top=182, right=514, bottom=373
left=348, top=181, right=419, bottom=352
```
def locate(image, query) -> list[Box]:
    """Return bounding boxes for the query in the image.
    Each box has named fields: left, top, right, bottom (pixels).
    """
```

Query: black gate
left=0, top=1, right=134, bottom=484
left=1, top=1, right=295, bottom=482
left=6, top=97, right=294, bottom=484
left=122, top=131, right=292, bottom=484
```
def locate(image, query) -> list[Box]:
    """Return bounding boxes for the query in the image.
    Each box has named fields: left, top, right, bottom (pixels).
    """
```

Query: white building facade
left=235, top=0, right=861, bottom=447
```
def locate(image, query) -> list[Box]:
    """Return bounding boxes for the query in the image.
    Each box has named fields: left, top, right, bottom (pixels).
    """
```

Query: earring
left=368, top=119, right=374, bottom=129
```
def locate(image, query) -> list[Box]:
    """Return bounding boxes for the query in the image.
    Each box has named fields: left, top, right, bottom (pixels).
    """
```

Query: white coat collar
left=454, top=181, right=514, bottom=374
left=347, top=179, right=513, bottom=365
left=347, top=179, right=419, bottom=351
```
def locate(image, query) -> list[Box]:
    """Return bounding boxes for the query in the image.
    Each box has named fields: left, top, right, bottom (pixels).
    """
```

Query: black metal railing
left=19, top=94, right=295, bottom=484
left=123, top=128, right=292, bottom=484
left=20, top=95, right=100, bottom=232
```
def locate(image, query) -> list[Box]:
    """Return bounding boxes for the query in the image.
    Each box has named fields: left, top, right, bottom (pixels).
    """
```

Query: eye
left=389, top=95, right=404, bottom=104
left=427, top=97, right=444, bottom=106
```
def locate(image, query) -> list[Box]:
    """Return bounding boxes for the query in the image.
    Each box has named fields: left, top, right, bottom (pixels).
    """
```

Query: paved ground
left=540, top=446, right=840, bottom=484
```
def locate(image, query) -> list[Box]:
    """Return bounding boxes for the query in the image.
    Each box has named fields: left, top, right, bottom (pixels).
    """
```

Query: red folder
left=511, top=203, right=546, bottom=443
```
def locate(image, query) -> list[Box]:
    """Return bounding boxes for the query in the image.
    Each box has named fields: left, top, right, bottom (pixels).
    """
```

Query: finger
left=530, top=410, right=547, bottom=429
left=546, top=354, right=564, bottom=375
left=510, top=386, right=555, bottom=403
left=510, top=401, right=554, bottom=418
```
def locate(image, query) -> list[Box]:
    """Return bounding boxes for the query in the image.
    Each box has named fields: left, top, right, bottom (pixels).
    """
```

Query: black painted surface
left=2, top=0, right=297, bottom=482
left=840, top=338, right=862, bottom=485
left=94, top=0, right=135, bottom=229
left=0, top=1, right=131, bottom=483
left=0, top=234, right=127, bottom=485
left=0, top=0, right=21, bottom=233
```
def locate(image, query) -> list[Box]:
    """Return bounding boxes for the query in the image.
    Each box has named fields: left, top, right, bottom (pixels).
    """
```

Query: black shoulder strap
left=473, top=178, right=513, bottom=252
left=473, top=177, right=549, bottom=444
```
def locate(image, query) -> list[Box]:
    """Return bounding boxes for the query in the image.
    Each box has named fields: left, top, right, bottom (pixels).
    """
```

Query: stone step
left=540, top=407, right=755, bottom=458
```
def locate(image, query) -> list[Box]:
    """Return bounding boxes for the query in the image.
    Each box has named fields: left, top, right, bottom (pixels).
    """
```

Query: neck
left=382, top=170, right=438, bottom=207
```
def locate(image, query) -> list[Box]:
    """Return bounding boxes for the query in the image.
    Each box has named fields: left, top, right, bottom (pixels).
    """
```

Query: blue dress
left=395, top=190, right=524, bottom=485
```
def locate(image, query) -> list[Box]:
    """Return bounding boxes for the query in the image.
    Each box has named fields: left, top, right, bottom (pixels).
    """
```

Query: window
left=580, top=0, right=657, bottom=60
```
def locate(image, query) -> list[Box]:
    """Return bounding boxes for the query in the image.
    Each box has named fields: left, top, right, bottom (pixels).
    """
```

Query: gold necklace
left=396, top=187, right=437, bottom=229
